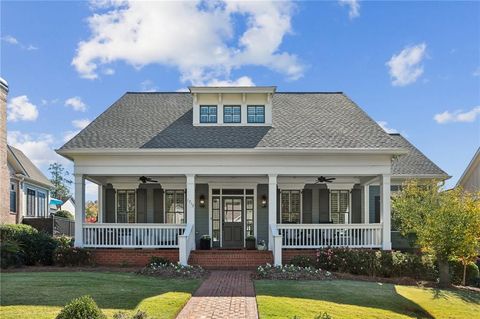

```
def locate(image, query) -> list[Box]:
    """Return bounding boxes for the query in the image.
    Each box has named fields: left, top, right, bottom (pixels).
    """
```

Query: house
left=456, top=147, right=480, bottom=192
left=50, top=196, right=76, bottom=216
left=57, top=87, right=448, bottom=267
left=7, top=145, right=53, bottom=224
left=1, top=77, right=10, bottom=223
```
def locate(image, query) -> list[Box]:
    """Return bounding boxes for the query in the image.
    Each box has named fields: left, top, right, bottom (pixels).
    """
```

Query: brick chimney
left=0, top=77, right=13, bottom=223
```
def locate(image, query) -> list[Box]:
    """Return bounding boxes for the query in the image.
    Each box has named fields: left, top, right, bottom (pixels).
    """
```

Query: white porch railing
left=277, top=223, right=383, bottom=248
left=178, top=223, right=195, bottom=265
left=82, top=223, right=186, bottom=248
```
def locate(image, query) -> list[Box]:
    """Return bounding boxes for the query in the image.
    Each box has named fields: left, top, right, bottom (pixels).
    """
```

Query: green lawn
left=0, top=272, right=201, bottom=319
left=255, top=280, right=480, bottom=319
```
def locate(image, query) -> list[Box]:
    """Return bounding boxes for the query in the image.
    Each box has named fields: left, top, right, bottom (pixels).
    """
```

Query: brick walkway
left=176, top=271, right=258, bottom=319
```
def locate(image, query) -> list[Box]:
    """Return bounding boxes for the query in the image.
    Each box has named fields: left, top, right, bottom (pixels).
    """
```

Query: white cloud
left=473, top=67, right=480, bottom=77
left=206, top=76, right=255, bottom=87
left=65, top=96, right=87, bottom=112
left=7, top=95, right=39, bottom=122
left=72, top=118, right=91, bottom=129
left=434, top=106, right=480, bottom=124
left=72, top=0, right=303, bottom=84
left=2, top=35, right=19, bottom=45
left=140, top=80, right=158, bottom=92
left=7, top=131, right=68, bottom=167
left=26, top=44, right=38, bottom=51
left=386, top=43, right=427, bottom=86
left=339, top=0, right=360, bottom=19
left=377, top=121, right=398, bottom=134
left=102, top=67, right=115, bottom=75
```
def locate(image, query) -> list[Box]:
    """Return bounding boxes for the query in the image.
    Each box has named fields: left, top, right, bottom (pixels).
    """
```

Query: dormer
left=189, top=86, right=276, bottom=126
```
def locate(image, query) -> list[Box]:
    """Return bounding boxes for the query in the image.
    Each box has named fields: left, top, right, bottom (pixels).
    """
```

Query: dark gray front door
left=222, top=198, right=243, bottom=248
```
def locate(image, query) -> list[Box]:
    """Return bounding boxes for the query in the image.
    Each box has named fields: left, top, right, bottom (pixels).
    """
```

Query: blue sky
left=1, top=0, right=479, bottom=198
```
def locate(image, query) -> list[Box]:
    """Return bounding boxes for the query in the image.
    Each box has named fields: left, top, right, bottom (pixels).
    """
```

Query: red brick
left=88, top=249, right=179, bottom=267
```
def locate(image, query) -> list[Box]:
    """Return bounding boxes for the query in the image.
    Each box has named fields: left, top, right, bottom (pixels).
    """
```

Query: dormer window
left=223, top=105, right=241, bottom=123
left=200, top=105, right=217, bottom=123
left=247, top=105, right=265, bottom=123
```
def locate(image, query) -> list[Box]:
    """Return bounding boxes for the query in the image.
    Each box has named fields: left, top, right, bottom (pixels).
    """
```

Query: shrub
left=56, top=295, right=106, bottom=319
left=53, top=247, right=92, bottom=267
left=55, top=210, right=74, bottom=220
left=140, top=262, right=208, bottom=279
left=148, top=256, right=170, bottom=266
left=449, top=261, right=480, bottom=286
left=0, top=224, right=59, bottom=266
left=56, top=235, right=74, bottom=249
left=290, top=255, right=315, bottom=268
left=255, top=263, right=334, bottom=280
left=308, top=248, right=438, bottom=280
left=0, top=240, right=25, bottom=268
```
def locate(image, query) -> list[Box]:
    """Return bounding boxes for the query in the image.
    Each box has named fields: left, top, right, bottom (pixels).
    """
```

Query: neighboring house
left=456, top=147, right=480, bottom=192
left=59, top=196, right=76, bottom=216
left=8, top=145, right=53, bottom=223
left=57, top=87, right=448, bottom=266
left=1, top=77, right=10, bottom=223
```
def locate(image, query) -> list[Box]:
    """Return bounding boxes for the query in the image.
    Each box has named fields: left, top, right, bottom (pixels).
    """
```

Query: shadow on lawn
left=256, top=279, right=435, bottom=318
left=0, top=272, right=199, bottom=310
left=431, top=287, right=480, bottom=304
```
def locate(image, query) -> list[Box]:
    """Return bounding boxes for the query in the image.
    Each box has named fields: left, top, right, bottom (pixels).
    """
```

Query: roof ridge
left=124, top=91, right=344, bottom=94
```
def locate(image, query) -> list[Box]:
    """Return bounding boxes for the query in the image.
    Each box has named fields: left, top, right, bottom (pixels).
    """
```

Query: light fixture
left=261, top=195, right=267, bottom=207
left=199, top=194, right=206, bottom=207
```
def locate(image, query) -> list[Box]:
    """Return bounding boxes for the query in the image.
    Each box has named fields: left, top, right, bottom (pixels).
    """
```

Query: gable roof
left=456, top=147, right=480, bottom=188
left=59, top=92, right=404, bottom=151
left=8, top=145, right=53, bottom=188
left=390, top=134, right=449, bottom=178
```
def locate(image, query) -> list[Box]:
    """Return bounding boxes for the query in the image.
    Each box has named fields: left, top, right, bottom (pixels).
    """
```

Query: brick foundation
left=282, top=249, right=318, bottom=264
left=88, top=248, right=179, bottom=267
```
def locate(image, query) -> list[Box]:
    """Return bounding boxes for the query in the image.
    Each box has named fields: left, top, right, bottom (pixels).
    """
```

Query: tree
left=392, top=179, right=480, bottom=287
left=85, top=201, right=98, bottom=223
left=49, top=163, right=72, bottom=202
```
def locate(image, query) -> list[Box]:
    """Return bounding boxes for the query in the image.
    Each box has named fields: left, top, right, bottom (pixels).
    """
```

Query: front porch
left=75, top=173, right=393, bottom=266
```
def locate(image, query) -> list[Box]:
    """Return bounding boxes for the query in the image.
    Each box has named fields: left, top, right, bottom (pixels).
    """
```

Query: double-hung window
left=223, top=105, right=241, bottom=123
left=165, top=190, right=185, bottom=224
left=281, top=190, right=301, bottom=223
left=247, top=105, right=265, bottom=123
left=26, top=188, right=36, bottom=216
left=10, top=183, right=17, bottom=213
left=200, top=105, right=217, bottom=123
left=117, top=190, right=136, bottom=223
left=37, top=192, right=46, bottom=217
left=330, top=190, right=350, bottom=224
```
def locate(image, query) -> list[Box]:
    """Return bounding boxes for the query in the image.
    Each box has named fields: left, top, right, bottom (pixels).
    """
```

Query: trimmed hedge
left=53, top=247, right=92, bottom=267
left=289, top=248, right=480, bottom=285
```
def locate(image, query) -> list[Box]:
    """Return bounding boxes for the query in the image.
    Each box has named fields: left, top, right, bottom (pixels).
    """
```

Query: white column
left=363, top=184, right=370, bottom=224
left=74, top=174, right=85, bottom=247
left=186, top=174, right=195, bottom=225
left=268, top=174, right=277, bottom=250
left=380, top=174, right=391, bottom=250
left=97, top=184, right=103, bottom=223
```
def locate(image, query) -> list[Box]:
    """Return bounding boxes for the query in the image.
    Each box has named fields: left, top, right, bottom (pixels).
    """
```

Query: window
left=38, top=192, right=46, bottom=217
left=223, top=105, right=241, bottom=123
left=281, top=190, right=301, bottom=223
left=117, top=190, right=136, bottom=223
left=200, top=105, right=217, bottom=123
left=331, top=190, right=350, bottom=224
left=10, top=183, right=17, bottom=213
left=165, top=190, right=185, bottom=224
left=247, top=105, right=265, bottom=123
left=212, top=196, right=220, bottom=246
left=27, top=189, right=36, bottom=216
left=246, top=197, right=254, bottom=237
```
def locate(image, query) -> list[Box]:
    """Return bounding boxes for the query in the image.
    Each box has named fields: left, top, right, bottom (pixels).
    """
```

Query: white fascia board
left=189, top=86, right=276, bottom=94
left=57, top=147, right=408, bottom=157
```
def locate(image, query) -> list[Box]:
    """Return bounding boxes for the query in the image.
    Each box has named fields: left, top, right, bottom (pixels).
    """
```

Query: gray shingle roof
left=390, top=134, right=448, bottom=177
left=8, top=145, right=53, bottom=187
left=60, top=92, right=403, bottom=150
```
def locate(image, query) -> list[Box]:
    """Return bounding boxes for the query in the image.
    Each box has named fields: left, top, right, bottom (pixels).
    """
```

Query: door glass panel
left=212, top=197, right=220, bottom=246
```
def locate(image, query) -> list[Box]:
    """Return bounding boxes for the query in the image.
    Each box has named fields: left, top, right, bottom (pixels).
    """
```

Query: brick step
left=188, top=250, right=273, bottom=270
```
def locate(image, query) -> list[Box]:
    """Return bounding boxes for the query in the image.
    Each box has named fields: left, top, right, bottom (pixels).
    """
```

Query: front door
left=222, top=197, right=244, bottom=248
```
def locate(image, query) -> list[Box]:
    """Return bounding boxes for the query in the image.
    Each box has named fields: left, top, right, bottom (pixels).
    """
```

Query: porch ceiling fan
left=315, top=176, right=336, bottom=184
left=139, top=176, right=158, bottom=184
